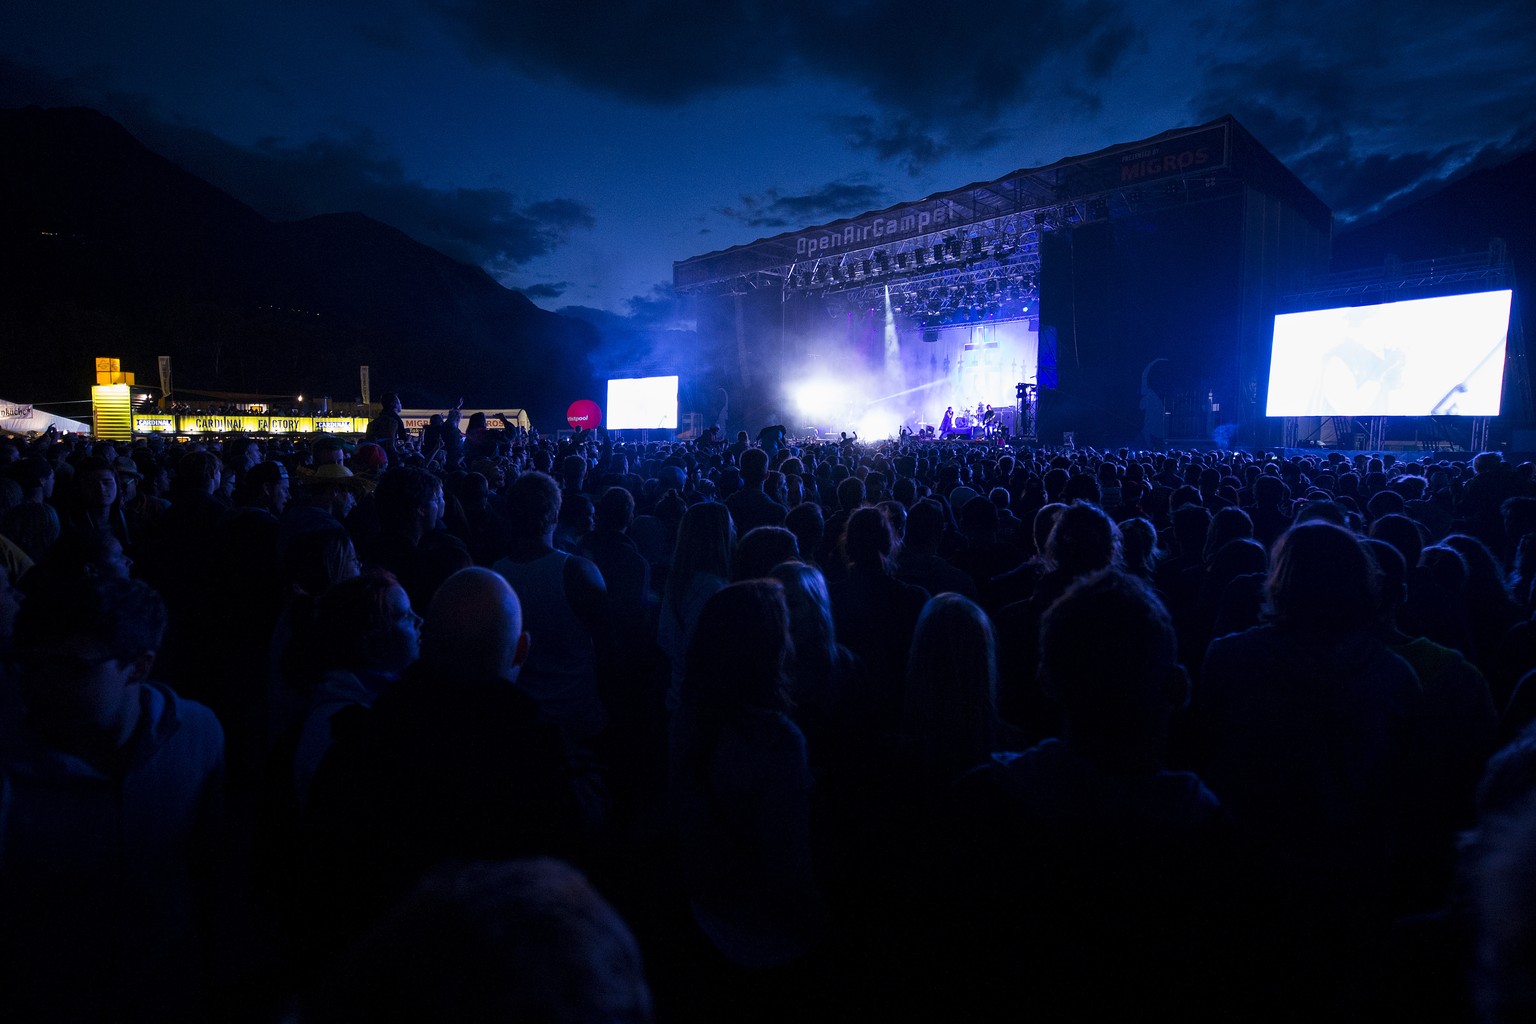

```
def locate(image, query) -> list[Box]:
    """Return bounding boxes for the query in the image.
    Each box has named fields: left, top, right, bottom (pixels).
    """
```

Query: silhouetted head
left=733, top=526, right=799, bottom=582
left=904, top=593, right=999, bottom=778
left=1040, top=571, right=1187, bottom=745
left=1265, top=521, right=1378, bottom=633
left=1045, top=501, right=1122, bottom=577
left=311, top=858, right=651, bottom=1024
left=842, top=506, right=896, bottom=573
left=681, top=579, right=792, bottom=717
left=422, top=568, right=527, bottom=681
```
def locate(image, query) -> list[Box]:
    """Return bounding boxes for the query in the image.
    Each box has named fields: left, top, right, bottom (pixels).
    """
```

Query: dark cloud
left=835, top=115, right=944, bottom=174
left=833, top=113, right=1007, bottom=174
left=624, top=282, right=693, bottom=329
left=0, top=57, right=593, bottom=269
left=561, top=283, right=692, bottom=333
left=142, top=124, right=595, bottom=268
left=520, top=282, right=570, bottom=299
left=720, top=179, right=888, bottom=228
left=1190, top=0, right=1536, bottom=221
left=425, top=0, right=1136, bottom=165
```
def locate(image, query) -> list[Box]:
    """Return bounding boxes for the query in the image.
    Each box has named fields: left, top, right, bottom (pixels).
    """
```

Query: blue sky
left=4, top=0, right=1533, bottom=328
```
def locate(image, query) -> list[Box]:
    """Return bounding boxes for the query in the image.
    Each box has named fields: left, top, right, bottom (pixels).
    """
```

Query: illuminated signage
left=133, top=414, right=372, bottom=435
left=794, top=204, right=958, bottom=258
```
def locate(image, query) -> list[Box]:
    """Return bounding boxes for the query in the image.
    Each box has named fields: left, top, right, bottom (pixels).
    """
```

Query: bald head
left=423, top=568, right=527, bottom=680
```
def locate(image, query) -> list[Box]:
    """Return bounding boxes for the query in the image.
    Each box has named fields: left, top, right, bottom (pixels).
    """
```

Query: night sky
left=4, top=0, right=1533, bottom=332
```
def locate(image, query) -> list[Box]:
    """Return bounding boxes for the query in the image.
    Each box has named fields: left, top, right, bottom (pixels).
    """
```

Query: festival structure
left=677, top=116, right=1334, bottom=447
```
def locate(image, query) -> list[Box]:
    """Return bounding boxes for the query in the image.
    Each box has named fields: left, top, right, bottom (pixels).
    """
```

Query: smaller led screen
left=606, top=375, right=678, bottom=429
left=1266, top=290, right=1512, bottom=416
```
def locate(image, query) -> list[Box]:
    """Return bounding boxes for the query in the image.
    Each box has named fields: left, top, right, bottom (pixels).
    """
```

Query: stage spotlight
left=791, top=379, right=840, bottom=417
left=855, top=408, right=901, bottom=440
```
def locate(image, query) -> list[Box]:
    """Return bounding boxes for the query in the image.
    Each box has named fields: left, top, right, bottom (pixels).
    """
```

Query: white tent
left=0, top=399, right=91, bottom=436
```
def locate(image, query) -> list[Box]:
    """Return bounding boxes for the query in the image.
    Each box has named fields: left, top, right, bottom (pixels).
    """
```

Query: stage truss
left=676, top=119, right=1254, bottom=328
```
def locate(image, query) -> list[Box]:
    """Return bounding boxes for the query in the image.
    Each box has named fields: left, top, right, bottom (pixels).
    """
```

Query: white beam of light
left=855, top=407, right=902, bottom=440
left=791, top=379, right=842, bottom=418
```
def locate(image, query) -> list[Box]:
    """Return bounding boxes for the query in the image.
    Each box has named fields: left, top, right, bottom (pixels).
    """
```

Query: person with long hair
left=827, top=506, right=928, bottom=720
left=670, top=579, right=825, bottom=974
left=267, top=526, right=363, bottom=738
left=60, top=455, right=134, bottom=556
left=770, top=560, right=859, bottom=768
left=1194, top=520, right=1424, bottom=995
left=659, top=501, right=735, bottom=710
left=902, top=593, right=1009, bottom=797
left=291, top=570, right=421, bottom=807
left=994, top=500, right=1123, bottom=740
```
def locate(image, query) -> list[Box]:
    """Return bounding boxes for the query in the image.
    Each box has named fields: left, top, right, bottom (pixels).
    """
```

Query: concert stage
left=677, top=116, right=1334, bottom=449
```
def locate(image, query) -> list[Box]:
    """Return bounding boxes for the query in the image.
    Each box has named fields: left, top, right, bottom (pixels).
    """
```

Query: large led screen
left=1265, top=290, right=1512, bottom=416
left=606, top=375, right=678, bottom=430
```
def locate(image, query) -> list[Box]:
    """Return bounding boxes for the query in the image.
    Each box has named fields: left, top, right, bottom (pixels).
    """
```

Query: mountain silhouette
left=0, top=106, right=598, bottom=424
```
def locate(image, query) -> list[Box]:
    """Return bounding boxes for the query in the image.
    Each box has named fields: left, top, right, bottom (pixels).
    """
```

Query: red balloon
left=566, top=399, right=601, bottom=429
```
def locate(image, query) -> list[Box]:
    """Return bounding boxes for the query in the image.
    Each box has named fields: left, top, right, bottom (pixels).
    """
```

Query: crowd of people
left=5, top=408, right=1536, bottom=1021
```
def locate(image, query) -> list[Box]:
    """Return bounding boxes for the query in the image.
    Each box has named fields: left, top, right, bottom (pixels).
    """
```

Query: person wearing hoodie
left=0, top=576, right=225, bottom=1021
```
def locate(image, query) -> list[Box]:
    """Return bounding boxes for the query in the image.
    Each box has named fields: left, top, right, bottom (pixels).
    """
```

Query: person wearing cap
left=112, top=455, right=161, bottom=537
left=312, top=435, right=346, bottom=468
left=234, top=461, right=291, bottom=519
left=351, top=442, right=389, bottom=480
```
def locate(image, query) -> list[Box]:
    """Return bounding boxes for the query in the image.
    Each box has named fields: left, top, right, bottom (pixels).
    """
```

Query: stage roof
left=675, top=115, right=1330, bottom=298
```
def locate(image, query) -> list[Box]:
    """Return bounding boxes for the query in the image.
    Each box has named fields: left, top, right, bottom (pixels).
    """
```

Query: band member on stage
left=940, top=407, right=954, bottom=435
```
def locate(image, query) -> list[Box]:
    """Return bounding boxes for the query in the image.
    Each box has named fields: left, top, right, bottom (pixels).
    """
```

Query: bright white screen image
left=606, top=375, right=679, bottom=429
left=1266, top=290, right=1512, bottom=416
